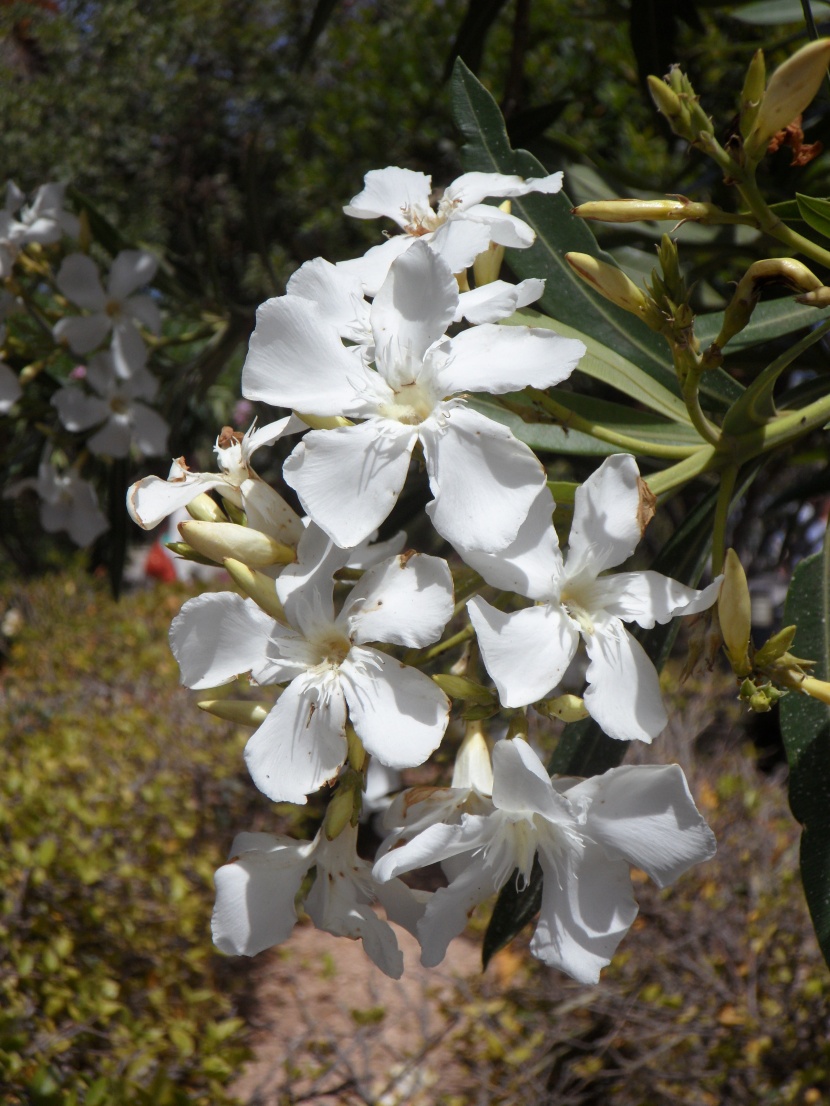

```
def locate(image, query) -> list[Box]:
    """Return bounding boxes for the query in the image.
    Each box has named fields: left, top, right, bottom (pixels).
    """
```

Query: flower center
left=561, top=594, right=595, bottom=635
left=402, top=205, right=441, bottom=237
left=376, top=380, right=434, bottom=426
left=312, top=630, right=352, bottom=667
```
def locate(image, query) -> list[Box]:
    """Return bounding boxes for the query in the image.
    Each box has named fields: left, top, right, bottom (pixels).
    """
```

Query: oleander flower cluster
left=128, top=165, right=720, bottom=983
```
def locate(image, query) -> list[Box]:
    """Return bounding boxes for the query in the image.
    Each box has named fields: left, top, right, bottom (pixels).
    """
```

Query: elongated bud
left=648, top=75, right=691, bottom=135
left=324, top=768, right=363, bottom=839
left=346, top=725, right=366, bottom=772
left=473, top=202, right=509, bottom=286
left=197, top=699, right=271, bottom=726
left=221, top=499, right=247, bottom=526
left=179, top=520, right=295, bottom=568
left=712, top=258, right=823, bottom=351
left=740, top=50, right=766, bottom=140
left=432, top=673, right=496, bottom=705
left=186, top=493, right=226, bottom=523
left=165, top=541, right=217, bottom=567
left=753, top=624, right=797, bottom=669
left=796, top=286, right=830, bottom=308
left=224, top=557, right=286, bottom=621
left=565, top=253, right=664, bottom=329
left=295, top=412, right=352, bottom=430
left=719, top=548, right=753, bottom=678
left=573, top=198, right=742, bottom=226
left=538, top=693, right=589, bottom=723
left=746, top=38, right=830, bottom=160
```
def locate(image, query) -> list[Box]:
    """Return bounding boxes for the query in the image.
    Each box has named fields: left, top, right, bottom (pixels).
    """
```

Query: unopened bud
left=538, top=694, right=589, bottom=723
left=197, top=699, right=271, bottom=726
left=452, top=721, right=494, bottom=793
left=719, top=548, right=753, bottom=678
left=740, top=50, right=766, bottom=140
left=432, top=673, right=496, bottom=705
left=573, top=198, right=736, bottom=226
left=565, top=252, right=663, bottom=329
left=223, top=557, right=286, bottom=621
left=715, top=258, right=822, bottom=349
left=649, top=75, right=690, bottom=134
left=179, top=520, right=295, bottom=568
left=165, top=541, right=217, bottom=567
left=473, top=202, right=509, bottom=286
left=746, top=38, right=830, bottom=160
left=324, top=768, right=363, bottom=839
left=186, top=493, right=226, bottom=523
left=18, top=361, right=44, bottom=385
left=754, top=624, right=797, bottom=669
left=796, top=286, right=830, bottom=307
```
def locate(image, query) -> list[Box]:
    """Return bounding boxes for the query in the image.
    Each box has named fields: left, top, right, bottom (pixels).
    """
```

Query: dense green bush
left=0, top=567, right=263, bottom=1105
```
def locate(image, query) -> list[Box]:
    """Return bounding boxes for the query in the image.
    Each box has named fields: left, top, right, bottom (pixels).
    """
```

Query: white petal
left=426, top=219, right=492, bottom=273
left=374, top=876, right=428, bottom=938
left=371, top=240, right=457, bottom=365
left=491, top=738, right=573, bottom=821
left=336, top=235, right=413, bottom=297
left=244, top=414, right=305, bottom=458
left=572, top=763, right=716, bottom=887
left=459, top=204, right=537, bottom=248
left=127, top=470, right=228, bottom=529
left=0, top=362, right=21, bottom=412
left=110, top=323, right=149, bottom=379
left=212, top=843, right=310, bottom=956
left=124, top=293, right=162, bottom=334
left=418, top=859, right=497, bottom=967
left=468, top=599, right=578, bottom=708
left=287, top=257, right=370, bottom=342
left=443, top=170, right=563, bottom=209
left=169, top=592, right=275, bottom=689
left=341, top=647, right=450, bottom=769
left=244, top=674, right=347, bottom=803
left=276, top=521, right=348, bottom=626
left=421, top=405, right=545, bottom=553
left=130, top=403, right=170, bottom=457
left=88, top=416, right=132, bottom=458
left=583, top=617, right=667, bottom=743
left=108, top=250, right=158, bottom=300
left=435, top=324, right=584, bottom=396
left=455, top=486, right=562, bottom=601
left=54, top=313, right=111, bottom=354
left=596, top=571, right=722, bottom=629
left=56, top=253, right=106, bottom=310
left=343, top=166, right=432, bottom=227
left=565, top=454, right=643, bottom=581
left=455, top=278, right=545, bottom=324
left=51, top=386, right=108, bottom=432
left=531, top=844, right=637, bottom=984
left=342, top=552, right=453, bottom=648
left=241, top=294, right=362, bottom=414
left=374, top=814, right=495, bottom=881
left=283, top=421, right=415, bottom=548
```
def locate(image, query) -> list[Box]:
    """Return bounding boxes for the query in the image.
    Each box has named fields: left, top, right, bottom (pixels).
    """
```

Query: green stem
left=646, top=446, right=719, bottom=497
left=736, top=174, right=830, bottom=271
left=733, top=391, right=830, bottom=462
left=680, top=368, right=722, bottom=446
left=711, top=465, right=738, bottom=577
left=406, top=623, right=476, bottom=667
left=525, top=389, right=699, bottom=459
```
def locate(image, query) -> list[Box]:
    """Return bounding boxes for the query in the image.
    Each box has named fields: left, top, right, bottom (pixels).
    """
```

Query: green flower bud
left=538, top=694, right=589, bottom=723
left=186, top=493, right=226, bottom=523
left=179, top=520, right=295, bottom=568
left=565, top=252, right=664, bottom=329
left=753, top=624, right=797, bottom=669
left=719, top=548, right=753, bottom=678
left=197, top=699, right=271, bottom=726
left=740, top=50, right=766, bottom=140
left=647, top=75, right=691, bottom=136
left=432, top=673, right=496, bottom=705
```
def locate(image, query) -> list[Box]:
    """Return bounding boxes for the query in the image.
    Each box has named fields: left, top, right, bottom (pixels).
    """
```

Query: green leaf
left=501, top=308, right=692, bottom=423
left=452, top=66, right=673, bottom=387
left=768, top=199, right=805, bottom=223
left=797, top=194, right=830, bottom=242
left=728, top=0, right=830, bottom=23
left=482, top=472, right=729, bottom=967
left=469, top=398, right=619, bottom=455
left=695, top=296, right=830, bottom=354
left=780, top=526, right=830, bottom=971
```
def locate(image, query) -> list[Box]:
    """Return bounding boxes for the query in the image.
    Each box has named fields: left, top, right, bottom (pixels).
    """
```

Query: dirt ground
left=230, top=923, right=483, bottom=1106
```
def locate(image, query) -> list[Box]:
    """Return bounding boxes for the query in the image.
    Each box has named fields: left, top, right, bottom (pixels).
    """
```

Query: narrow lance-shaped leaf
left=780, top=524, right=830, bottom=971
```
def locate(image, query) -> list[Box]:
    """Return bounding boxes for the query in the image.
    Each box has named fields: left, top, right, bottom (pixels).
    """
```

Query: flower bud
left=324, top=768, right=363, bottom=839
left=714, top=258, right=822, bottom=350
left=753, top=624, right=797, bottom=669
left=165, top=541, right=217, bottom=567
left=538, top=694, right=589, bottom=723
left=740, top=50, right=766, bottom=139
left=179, top=520, right=295, bottom=568
left=565, top=252, right=664, bottom=329
left=295, top=413, right=352, bottom=430
left=224, top=557, right=287, bottom=621
left=649, top=75, right=690, bottom=134
left=746, top=38, right=830, bottom=160
left=432, top=673, right=496, bottom=705
left=186, top=493, right=226, bottom=523
left=719, top=548, right=753, bottom=678
left=573, top=198, right=730, bottom=225
left=452, top=721, right=494, bottom=793
left=796, top=286, right=830, bottom=308
left=197, top=699, right=271, bottom=726
left=473, top=202, right=509, bottom=285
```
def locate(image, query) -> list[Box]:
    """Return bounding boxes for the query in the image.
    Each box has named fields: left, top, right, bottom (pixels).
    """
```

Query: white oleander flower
left=54, top=250, right=161, bottom=378
left=339, top=166, right=563, bottom=294
left=243, top=240, right=584, bottom=553
left=463, top=454, right=722, bottom=743
left=6, top=458, right=108, bottom=547
left=213, top=823, right=427, bottom=979
left=170, top=525, right=454, bottom=804
left=52, top=352, right=169, bottom=459
left=0, top=182, right=79, bottom=277
left=374, top=737, right=716, bottom=983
